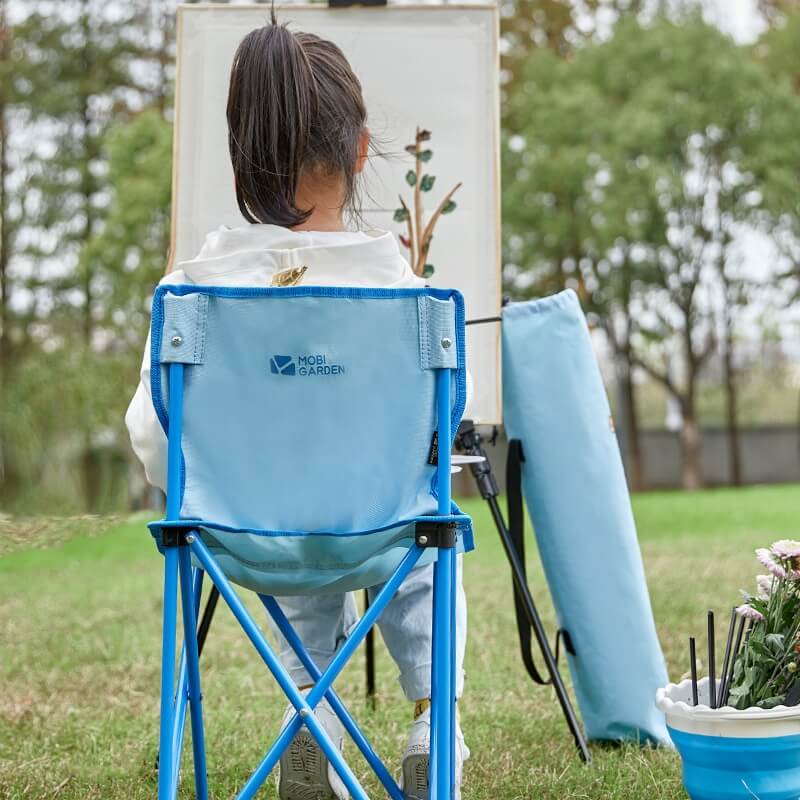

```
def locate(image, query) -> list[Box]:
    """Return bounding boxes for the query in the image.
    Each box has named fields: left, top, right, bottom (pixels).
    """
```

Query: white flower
left=756, top=574, right=775, bottom=600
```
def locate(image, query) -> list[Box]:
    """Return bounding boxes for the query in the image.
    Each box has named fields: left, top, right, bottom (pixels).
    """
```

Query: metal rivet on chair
left=185, top=533, right=196, bottom=544
left=418, top=535, right=428, bottom=545
left=441, top=337, right=452, bottom=349
left=299, top=708, right=310, bottom=718
left=171, top=335, right=183, bottom=347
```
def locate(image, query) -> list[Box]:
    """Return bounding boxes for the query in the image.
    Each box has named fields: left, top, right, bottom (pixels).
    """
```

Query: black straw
left=721, top=615, right=746, bottom=707
left=708, top=610, right=716, bottom=709
left=689, top=637, right=699, bottom=706
left=717, top=608, right=737, bottom=707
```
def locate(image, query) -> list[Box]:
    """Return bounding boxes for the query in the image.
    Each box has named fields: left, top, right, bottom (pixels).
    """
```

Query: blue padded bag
left=502, top=289, right=669, bottom=744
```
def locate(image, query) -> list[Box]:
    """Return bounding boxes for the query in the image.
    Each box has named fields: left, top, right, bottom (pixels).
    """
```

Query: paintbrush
left=708, top=610, right=716, bottom=709
left=717, top=608, right=736, bottom=707
left=689, top=637, right=699, bottom=707
left=721, top=615, right=746, bottom=707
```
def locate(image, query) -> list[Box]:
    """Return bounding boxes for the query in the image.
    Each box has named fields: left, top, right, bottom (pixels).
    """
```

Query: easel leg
left=455, top=420, right=592, bottom=763
left=364, top=589, right=376, bottom=708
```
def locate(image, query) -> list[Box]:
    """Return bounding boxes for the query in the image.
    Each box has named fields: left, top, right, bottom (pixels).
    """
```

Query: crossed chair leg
left=157, top=531, right=458, bottom=800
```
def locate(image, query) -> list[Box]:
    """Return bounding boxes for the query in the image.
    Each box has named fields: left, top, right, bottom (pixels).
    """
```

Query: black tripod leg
left=487, top=494, right=591, bottom=763
left=456, top=421, right=591, bottom=763
left=197, top=584, right=219, bottom=658
left=364, top=589, right=376, bottom=708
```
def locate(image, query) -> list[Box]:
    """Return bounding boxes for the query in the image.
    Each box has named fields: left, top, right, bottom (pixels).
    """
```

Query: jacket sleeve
left=125, top=331, right=168, bottom=493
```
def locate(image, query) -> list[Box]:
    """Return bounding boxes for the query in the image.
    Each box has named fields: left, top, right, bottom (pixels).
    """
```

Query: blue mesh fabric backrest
left=150, top=286, right=467, bottom=541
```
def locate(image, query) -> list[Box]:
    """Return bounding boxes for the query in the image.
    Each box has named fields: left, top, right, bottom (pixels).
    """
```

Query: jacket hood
left=170, top=224, right=424, bottom=288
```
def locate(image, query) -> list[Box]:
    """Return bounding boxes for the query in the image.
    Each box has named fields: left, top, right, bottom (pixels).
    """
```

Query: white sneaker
left=278, top=693, right=349, bottom=800
left=401, top=707, right=469, bottom=800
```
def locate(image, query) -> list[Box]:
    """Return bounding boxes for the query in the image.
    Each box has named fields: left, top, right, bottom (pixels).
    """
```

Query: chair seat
left=149, top=512, right=473, bottom=595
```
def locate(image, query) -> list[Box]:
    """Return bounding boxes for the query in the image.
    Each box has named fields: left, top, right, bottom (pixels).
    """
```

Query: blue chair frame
left=153, top=339, right=461, bottom=800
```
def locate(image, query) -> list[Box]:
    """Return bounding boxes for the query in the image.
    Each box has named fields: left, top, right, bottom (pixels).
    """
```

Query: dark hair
left=226, top=18, right=367, bottom=228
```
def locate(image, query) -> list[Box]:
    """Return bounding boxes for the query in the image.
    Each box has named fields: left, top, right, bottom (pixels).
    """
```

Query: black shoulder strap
left=506, top=439, right=551, bottom=685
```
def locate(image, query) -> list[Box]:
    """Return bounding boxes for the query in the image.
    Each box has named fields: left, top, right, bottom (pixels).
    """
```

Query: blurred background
left=0, top=0, right=798, bottom=515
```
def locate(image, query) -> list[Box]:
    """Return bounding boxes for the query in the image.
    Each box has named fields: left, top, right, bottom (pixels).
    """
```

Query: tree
left=0, top=1, right=172, bottom=509
left=503, top=16, right=800, bottom=489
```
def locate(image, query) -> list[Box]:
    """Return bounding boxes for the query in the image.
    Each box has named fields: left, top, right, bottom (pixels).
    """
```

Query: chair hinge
left=415, top=521, right=458, bottom=549
left=161, top=527, right=195, bottom=548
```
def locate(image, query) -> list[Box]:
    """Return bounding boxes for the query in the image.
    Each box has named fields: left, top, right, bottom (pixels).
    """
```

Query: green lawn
left=1, top=484, right=798, bottom=799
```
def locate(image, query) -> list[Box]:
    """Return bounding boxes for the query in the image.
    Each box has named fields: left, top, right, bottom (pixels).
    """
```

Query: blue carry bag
left=502, top=289, right=669, bottom=744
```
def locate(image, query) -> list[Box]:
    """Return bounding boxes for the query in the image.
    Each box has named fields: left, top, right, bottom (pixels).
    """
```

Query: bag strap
left=506, top=439, right=551, bottom=685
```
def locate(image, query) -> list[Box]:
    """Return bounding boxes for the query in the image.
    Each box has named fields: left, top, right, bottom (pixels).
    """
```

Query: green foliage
left=0, top=4, right=172, bottom=511
left=405, top=169, right=416, bottom=186
left=393, top=207, right=410, bottom=223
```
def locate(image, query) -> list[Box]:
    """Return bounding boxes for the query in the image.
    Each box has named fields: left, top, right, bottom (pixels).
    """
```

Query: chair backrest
left=150, top=285, right=467, bottom=539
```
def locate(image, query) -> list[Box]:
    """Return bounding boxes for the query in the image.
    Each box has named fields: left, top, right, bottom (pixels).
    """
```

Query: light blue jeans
left=270, top=558, right=467, bottom=701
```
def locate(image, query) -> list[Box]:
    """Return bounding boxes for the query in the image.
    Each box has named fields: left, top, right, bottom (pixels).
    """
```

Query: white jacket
left=125, top=224, right=428, bottom=492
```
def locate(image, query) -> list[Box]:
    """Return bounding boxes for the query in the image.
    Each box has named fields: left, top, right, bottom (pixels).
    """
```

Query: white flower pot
left=657, top=677, right=800, bottom=799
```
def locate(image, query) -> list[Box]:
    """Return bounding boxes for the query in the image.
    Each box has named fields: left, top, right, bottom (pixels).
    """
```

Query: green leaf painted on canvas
left=420, top=174, right=436, bottom=192
left=405, top=170, right=417, bottom=187
left=393, top=207, right=410, bottom=223
left=418, top=149, right=433, bottom=163
left=423, top=264, right=435, bottom=278
left=442, top=200, right=457, bottom=214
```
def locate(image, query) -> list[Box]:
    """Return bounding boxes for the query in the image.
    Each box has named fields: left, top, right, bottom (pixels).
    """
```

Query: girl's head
left=226, top=18, right=368, bottom=228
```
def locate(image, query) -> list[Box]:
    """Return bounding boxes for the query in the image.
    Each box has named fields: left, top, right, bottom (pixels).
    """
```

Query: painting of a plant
left=393, top=128, right=461, bottom=279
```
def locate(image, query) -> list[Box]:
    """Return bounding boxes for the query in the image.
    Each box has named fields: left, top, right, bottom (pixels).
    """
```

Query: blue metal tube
left=158, top=548, right=179, bottom=800
left=260, top=595, right=404, bottom=800
left=159, top=361, right=184, bottom=800
left=171, top=569, right=203, bottom=793
left=189, top=536, right=417, bottom=800
left=165, top=363, right=184, bottom=520
left=430, top=368, right=453, bottom=800
left=179, top=547, right=209, bottom=800
left=450, top=550, right=458, bottom=793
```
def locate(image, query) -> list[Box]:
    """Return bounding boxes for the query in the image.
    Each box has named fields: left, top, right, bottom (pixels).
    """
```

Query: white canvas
left=172, top=3, right=501, bottom=422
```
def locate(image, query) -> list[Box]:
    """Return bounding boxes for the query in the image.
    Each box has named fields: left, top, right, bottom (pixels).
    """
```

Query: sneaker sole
left=279, top=730, right=338, bottom=800
left=401, top=753, right=429, bottom=800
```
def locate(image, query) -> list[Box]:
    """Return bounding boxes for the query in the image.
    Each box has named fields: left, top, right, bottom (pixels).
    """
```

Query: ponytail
left=227, top=20, right=367, bottom=228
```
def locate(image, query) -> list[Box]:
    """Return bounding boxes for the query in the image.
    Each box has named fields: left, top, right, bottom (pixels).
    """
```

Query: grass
left=1, top=483, right=798, bottom=799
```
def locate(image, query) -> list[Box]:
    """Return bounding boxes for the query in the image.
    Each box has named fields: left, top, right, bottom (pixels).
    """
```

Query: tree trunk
left=722, top=326, right=742, bottom=486
left=79, top=3, right=96, bottom=509
left=0, top=7, right=13, bottom=500
left=679, top=411, right=703, bottom=490
left=617, top=350, right=647, bottom=491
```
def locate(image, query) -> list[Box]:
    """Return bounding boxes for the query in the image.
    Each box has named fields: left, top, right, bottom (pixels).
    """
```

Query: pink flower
left=757, top=547, right=787, bottom=579
left=772, top=540, right=800, bottom=559
left=736, top=604, right=765, bottom=622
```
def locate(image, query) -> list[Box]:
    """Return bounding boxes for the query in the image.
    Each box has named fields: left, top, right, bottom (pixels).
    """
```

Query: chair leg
left=450, top=553, right=458, bottom=793
left=179, top=547, right=209, bottom=800
left=430, top=548, right=455, bottom=800
left=158, top=548, right=179, bottom=800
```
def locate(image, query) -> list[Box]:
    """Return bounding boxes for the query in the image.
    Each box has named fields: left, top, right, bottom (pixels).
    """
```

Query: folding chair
left=146, top=284, right=474, bottom=800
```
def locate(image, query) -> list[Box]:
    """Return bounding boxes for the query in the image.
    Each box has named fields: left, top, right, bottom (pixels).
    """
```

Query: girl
left=126, top=18, right=468, bottom=800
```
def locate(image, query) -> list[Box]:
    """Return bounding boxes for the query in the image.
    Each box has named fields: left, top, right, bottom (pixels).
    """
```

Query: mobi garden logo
left=270, top=354, right=345, bottom=377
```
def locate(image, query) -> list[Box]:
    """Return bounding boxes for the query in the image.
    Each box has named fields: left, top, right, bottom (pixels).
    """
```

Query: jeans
left=268, top=558, right=467, bottom=701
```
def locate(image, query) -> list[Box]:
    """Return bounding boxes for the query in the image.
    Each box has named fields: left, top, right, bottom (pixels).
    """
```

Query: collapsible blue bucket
left=657, top=678, right=800, bottom=800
